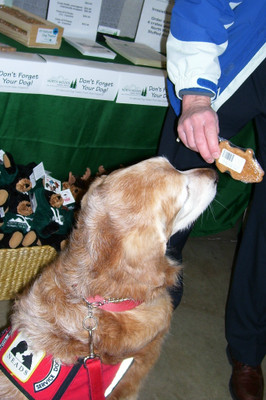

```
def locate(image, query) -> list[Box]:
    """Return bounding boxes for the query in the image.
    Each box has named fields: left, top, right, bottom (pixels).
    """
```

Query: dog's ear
left=123, top=226, right=171, bottom=288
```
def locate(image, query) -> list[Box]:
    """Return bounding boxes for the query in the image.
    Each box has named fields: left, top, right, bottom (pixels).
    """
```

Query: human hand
left=177, top=95, right=220, bottom=163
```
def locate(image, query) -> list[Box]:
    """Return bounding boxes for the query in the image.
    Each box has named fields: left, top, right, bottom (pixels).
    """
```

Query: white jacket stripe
left=167, top=32, right=227, bottom=99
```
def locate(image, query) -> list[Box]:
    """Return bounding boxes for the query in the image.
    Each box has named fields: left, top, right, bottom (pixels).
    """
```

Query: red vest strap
left=84, top=358, right=105, bottom=400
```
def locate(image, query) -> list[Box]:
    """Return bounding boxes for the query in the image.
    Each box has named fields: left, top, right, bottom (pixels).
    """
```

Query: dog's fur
left=0, top=157, right=217, bottom=400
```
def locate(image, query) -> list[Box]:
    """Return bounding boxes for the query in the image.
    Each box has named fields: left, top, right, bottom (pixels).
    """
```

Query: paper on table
left=104, top=35, right=166, bottom=68
left=64, top=36, right=116, bottom=59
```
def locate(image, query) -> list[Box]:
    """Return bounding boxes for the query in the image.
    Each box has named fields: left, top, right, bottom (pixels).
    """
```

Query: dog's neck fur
left=56, top=216, right=179, bottom=303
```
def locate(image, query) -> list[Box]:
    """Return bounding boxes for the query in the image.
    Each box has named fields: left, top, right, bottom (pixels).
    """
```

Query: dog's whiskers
left=195, top=203, right=217, bottom=228
left=213, top=197, right=228, bottom=210
left=208, top=204, right=217, bottom=222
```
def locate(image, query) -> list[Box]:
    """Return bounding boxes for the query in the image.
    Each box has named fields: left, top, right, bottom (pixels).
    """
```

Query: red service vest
left=0, top=328, right=133, bottom=400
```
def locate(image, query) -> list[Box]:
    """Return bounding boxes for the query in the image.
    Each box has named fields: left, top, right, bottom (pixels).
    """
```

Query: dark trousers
left=158, top=59, right=266, bottom=366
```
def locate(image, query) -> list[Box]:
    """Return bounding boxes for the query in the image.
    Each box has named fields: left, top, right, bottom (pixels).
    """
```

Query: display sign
left=0, top=51, right=168, bottom=107
left=0, top=52, right=45, bottom=94
left=135, top=0, right=174, bottom=54
left=47, top=0, right=102, bottom=41
left=116, top=65, right=168, bottom=107
left=41, top=55, right=119, bottom=101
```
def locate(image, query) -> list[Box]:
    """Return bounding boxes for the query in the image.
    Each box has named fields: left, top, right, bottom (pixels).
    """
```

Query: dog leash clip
left=88, top=329, right=97, bottom=360
left=83, top=302, right=99, bottom=360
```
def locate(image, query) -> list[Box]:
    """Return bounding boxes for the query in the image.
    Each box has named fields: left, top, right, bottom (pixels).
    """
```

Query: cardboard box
left=0, top=5, right=63, bottom=48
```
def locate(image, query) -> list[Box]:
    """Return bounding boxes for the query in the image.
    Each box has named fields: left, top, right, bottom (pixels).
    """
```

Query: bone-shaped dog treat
left=215, top=139, right=264, bottom=183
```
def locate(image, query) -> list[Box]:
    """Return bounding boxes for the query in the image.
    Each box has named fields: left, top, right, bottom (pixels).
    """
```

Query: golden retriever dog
left=0, top=157, right=217, bottom=400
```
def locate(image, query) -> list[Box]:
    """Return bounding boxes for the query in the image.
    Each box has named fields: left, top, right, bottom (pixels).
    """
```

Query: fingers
left=194, top=110, right=219, bottom=163
left=177, top=99, right=220, bottom=163
left=204, top=115, right=220, bottom=160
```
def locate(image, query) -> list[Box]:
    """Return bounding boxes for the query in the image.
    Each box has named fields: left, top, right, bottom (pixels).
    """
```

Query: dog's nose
left=204, top=168, right=219, bottom=185
left=207, top=168, right=219, bottom=184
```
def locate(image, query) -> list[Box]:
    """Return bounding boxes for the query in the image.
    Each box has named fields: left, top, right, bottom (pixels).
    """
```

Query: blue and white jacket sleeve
left=167, top=0, right=235, bottom=102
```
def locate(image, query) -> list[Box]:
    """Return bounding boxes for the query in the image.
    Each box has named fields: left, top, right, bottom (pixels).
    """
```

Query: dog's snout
left=191, top=168, right=218, bottom=183
left=179, top=168, right=219, bottom=184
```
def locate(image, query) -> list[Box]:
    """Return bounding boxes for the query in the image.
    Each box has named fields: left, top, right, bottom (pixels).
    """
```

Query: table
left=0, top=33, right=168, bottom=175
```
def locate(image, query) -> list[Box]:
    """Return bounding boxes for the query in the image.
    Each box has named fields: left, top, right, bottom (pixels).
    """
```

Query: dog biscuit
left=215, top=139, right=264, bottom=183
left=0, top=42, right=16, bottom=52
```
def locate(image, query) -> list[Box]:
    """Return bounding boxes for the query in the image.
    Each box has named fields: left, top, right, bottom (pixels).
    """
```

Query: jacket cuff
left=179, top=88, right=214, bottom=98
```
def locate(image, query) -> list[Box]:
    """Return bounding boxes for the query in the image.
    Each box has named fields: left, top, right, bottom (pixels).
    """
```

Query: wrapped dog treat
left=215, top=139, right=264, bottom=183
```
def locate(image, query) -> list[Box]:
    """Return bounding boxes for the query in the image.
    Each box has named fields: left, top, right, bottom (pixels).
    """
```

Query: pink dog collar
left=85, top=296, right=142, bottom=312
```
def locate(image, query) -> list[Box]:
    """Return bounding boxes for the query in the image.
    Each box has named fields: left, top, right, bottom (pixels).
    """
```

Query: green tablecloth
left=0, top=33, right=254, bottom=236
left=0, top=92, right=167, bottom=178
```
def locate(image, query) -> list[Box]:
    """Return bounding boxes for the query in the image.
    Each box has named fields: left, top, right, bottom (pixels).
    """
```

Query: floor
left=0, top=225, right=265, bottom=400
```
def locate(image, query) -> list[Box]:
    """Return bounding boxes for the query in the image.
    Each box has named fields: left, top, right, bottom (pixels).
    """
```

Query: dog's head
left=81, top=157, right=217, bottom=238
left=72, top=157, right=217, bottom=296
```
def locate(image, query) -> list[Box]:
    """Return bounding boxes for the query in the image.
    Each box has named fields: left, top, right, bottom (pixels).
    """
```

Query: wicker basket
left=0, top=246, right=57, bottom=300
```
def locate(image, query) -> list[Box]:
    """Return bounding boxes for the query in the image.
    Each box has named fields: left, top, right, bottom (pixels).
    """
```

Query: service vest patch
left=0, top=328, right=133, bottom=399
